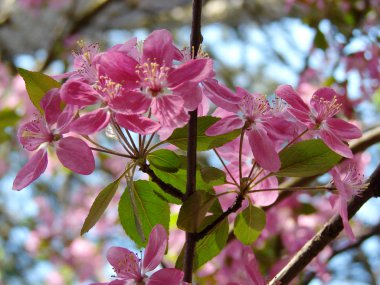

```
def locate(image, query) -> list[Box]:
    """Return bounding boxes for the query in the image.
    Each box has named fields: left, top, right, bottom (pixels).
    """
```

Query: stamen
left=312, top=95, right=342, bottom=120
left=136, top=59, right=170, bottom=96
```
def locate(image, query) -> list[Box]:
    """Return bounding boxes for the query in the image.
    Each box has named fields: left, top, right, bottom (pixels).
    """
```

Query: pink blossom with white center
left=275, top=85, right=362, bottom=158
left=92, top=224, right=183, bottom=285
left=330, top=160, right=367, bottom=240
left=13, top=89, right=95, bottom=190
left=206, top=87, right=282, bottom=172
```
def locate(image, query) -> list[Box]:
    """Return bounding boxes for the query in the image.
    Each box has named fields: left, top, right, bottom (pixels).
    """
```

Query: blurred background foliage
left=0, top=0, right=380, bottom=284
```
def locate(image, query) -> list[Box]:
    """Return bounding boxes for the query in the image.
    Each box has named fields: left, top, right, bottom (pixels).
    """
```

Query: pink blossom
left=13, top=89, right=95, bottom=190
left=93, top=224, right=183, bottom=285
left=61, top=76, right=158, bottom=135
left=275, top=85, right=361, bottom=158
left=96, top=29, right=213, bottom=129
left=330, top=160, right=367, bottom=240
left=206, top=87, right=282, bottom=172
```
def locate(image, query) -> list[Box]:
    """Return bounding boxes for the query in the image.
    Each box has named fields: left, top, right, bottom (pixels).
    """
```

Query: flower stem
left=238, top=129, right=245, bottom=184
left=213, top=149, right=239, bottom=186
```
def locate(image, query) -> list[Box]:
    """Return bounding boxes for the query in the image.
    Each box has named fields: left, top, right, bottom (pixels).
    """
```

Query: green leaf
left=18, top=68, right=61, bottom=113
left=275, top=139, right=342, bottom=177
left=234, top=205, right=266, bottom=245
left=177, top=191, right=216, bottom=233
left=314, top=28, right=328, bottom=50
left=150, top=156, right=216, bottom=193
left=200, top=166, right=227, bottom=186
left=166, top=116, right=240, bottom=151
left=373, top=87, right=380, bottom=112
left=147, top=149, right=181, bottom=172
left=144, top=179, right=182, bottom=205
left=119, top=180, right=170, bottom=247
left=0, top=109, right=21, bottom=143
left=81, top=178, right=121, bottom=235
left=0, top=109, right=20, bottom=128
left=176, top=216, right=229, bottom=270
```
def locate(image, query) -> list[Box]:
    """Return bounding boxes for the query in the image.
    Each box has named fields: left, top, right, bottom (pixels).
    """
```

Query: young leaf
left=166, top=116, right=240, bottom=151
left=176, top=216, right=229, bottom=270
left=150, top=156, right=216, bottom=193
left=81, top=178, right=121, bottom=235
left=177, top=191, right=216, bottom=233
left=200, top=166, right=227, bottom=186
left=234, top=205, right=266, bottom=245
left=275, top=139, right=342, bottom=177
left=0, top=109, right=21, bottom=143
left=119, top=180, right=170, bottom=247
left=147, top=149, right=181, bottom=172
left=18, top=68, right=61, bottom=114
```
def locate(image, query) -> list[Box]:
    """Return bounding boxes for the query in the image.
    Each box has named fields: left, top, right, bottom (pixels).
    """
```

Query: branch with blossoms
left=268, top=162, right=380, bottom=285
left=11, top=2, right=379, bottom=284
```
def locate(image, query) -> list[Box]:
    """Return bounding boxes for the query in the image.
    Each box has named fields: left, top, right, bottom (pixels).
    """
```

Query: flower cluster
left=13, top=29, right=369, bottom=284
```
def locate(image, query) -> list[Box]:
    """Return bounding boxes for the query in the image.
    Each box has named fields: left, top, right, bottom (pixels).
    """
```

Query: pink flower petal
left=310, top=87, right=338, bottom=111
left=320, top=129, right=353, bottom=158
left=275, top=85, right=310, bottom=113
left=97, top=51, right=139, bottom=89
left=243, top=249, right=265, bottom=285
left=142, top=30, right=176, bottom=66
left=106, top=246, right=140, bottom=280
left=13, top=149, right=48, bottom=190
left=250, top=175, right=279, bottom=206
left=151, top=95, right=188, bottom=128
left=56, top=104, right=77, bottom=134
left=110, top=37, right=138, bottom=56
left=109, top=91, right=151, bottom=115
left=56, top=137, right=95, bottom=175
left=202, top=79, right=241, bottom=112
left=171, top=82, right=202, bottom=111
left=18, top=120, right=52, bottom=151
left=247, top=127, right=280, bottom=172
left=60, top=79, right=99, bottom=107
left=115, top=114, right=160, bottom=135
left=143, top=224, right=167, bottom=273
left=70, top=108, right=110, bottom=135
left=205, top=115, right=244, bottom=136
left=40, top=88, right=61, bottom=126
left=147, top=268, right=184, bottom=285
left=167, top=58, right=213, bottom=87
left=339, top=196, right=355, bottom=240
left=325, top=118, right=361, bottom=140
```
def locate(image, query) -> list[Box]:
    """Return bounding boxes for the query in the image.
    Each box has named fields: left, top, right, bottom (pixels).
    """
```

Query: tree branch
left=268, top=163, right=380, bottom=285
left=183, top=0, right=203, bottom=282
left=300, top=222, right=380, bottom=285
left=195, top=194, right=244, bottom=241
left=139, top=164, right=185, bottom=201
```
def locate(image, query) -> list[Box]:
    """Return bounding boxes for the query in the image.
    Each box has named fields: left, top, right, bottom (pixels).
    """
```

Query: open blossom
left=206, top=87, right=282, bottom=172
left=61, top=76, right=159, bottom=135
left=13, top=89, right=95, bottom=190
left=93, top=224, right=183, bottom=285
left=95, top=29, right=213, bottom=130
left=330, top=160, right=367, bottom=240
left=275, top=85, right=361, bottom=158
